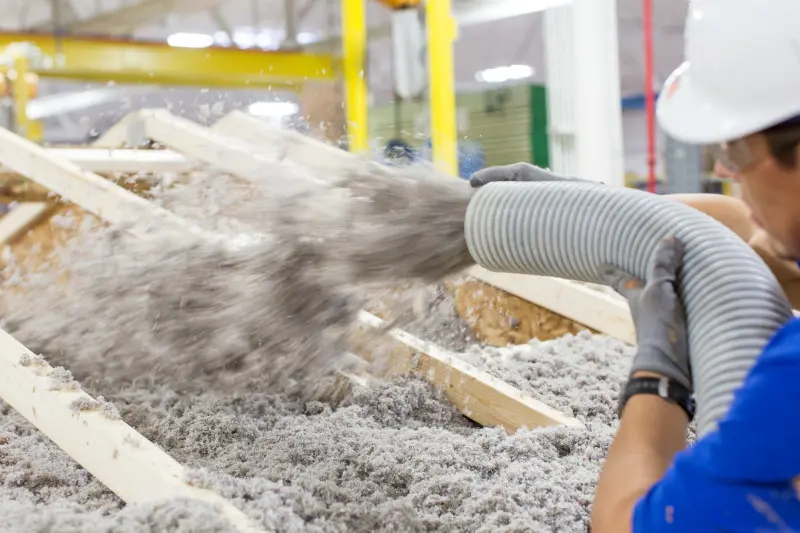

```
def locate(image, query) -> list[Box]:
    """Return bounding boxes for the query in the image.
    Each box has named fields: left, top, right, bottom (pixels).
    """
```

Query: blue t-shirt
left=633, top=317, right=800, bottom=531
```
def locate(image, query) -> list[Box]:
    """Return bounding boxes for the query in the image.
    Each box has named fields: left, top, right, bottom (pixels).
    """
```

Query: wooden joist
left=0, top=148, right=194, bottom=175
left=353, top=311, right=582, bottom=432
left=0, top=330, right=265, bottom=533
left=0, top=127, right=205, bottom=240
left=0, top=125, right=269, bottom=530
left=94, top=109, right=329, bottom=187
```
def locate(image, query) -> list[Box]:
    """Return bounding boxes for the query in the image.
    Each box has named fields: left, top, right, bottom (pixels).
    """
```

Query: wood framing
left=11, top=111, right=584, bottom=433
left=0, top=330, right=264, bottom=533
left=94, top=109, right=330, bottom=187
left=0, top=149, right=193, bottom=175
left=0, top=113, right=584, bottom=531
left=0, top=126, right=210, bottom=242
left=212, top=110, right=354, bottom=173
left=353, top=311, right=582, bottom=432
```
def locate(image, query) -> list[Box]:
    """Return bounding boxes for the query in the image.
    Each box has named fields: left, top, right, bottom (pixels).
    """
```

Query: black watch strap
left=618, top=376, right=695, bottom=422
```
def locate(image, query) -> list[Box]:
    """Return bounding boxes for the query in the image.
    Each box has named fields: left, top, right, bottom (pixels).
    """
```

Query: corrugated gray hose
left=465, top=181, right=793, bottom=436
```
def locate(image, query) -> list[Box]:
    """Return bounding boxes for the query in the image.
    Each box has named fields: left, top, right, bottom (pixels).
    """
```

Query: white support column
left=544, top=0, right=624, bottom=186
left=543, top=5, right=577, bottom=177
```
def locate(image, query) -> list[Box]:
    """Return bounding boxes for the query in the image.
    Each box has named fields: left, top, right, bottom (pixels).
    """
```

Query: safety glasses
left=706, top=139, right=753, bottom=175
left=709, top=118, right=800, bottom=175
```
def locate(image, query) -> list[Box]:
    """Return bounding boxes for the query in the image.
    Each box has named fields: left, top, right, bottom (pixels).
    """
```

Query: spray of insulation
left=0, top=159, right=476, bottom=395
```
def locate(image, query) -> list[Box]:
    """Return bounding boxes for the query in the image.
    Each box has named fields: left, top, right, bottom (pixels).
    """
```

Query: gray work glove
left=599, top=237, right=692, bottom=390
left=469, top=162, right=592, bottom=188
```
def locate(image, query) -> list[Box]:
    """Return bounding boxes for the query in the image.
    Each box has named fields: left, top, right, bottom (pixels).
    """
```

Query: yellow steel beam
left=10, top=55, right=43, bottom=142
left=0, top=33, right=337, bottom=88
left=341, top=0, right=369, bottom=152
left=372, top=0, right=422, bottom=7
left=426, top=0, right=458, bottom=175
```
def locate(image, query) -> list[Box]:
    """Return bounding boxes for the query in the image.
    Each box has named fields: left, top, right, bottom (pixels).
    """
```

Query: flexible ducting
left=465, top=181, right=793, bottom=436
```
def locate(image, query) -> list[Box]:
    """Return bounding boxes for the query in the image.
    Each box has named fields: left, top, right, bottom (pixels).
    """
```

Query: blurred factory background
left=0, top=0, right=723, bottom=194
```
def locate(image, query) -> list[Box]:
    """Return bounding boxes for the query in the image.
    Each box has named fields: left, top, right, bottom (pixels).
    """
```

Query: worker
left=469, top=1, right=800, bottom=530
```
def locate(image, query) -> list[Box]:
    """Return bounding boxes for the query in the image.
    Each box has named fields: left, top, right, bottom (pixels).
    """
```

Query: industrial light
left=203, top=29, right=318, bottom=50
left=212, top=31, right=232, bottom=47
left=475, top=64, right=535, bottom=83
left=296, top=32, right=318, bottom=44
left=26, top=86, right=158, bottom=120
left=247, top=101, right=299, bottom=118
left=167, top=33, right=214, bottom=49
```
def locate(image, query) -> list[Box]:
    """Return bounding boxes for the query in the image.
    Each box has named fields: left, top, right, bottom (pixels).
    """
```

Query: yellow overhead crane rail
left=0, top=32, right=337, bottom=88
left=372, top=0, right=422, bottom=7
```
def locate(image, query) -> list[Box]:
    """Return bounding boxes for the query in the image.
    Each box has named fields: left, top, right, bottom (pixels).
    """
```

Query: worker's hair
left=763, top=117, right=800, bottom=169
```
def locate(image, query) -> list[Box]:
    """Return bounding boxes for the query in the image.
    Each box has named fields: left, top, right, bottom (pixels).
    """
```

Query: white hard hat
left=657, top=0, right=800, bottom=144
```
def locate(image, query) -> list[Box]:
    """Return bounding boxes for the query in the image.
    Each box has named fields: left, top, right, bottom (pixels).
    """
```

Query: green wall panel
left=369, top=84, right=549, bottom=169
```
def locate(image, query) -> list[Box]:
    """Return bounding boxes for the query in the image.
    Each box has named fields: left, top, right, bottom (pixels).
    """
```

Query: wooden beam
left=352, top=311, right=582, bottom=432
left=99, top=109, right=330, bottom=187
left=0, top=126, right=209, bottom=241
left=212, top=110, right=357, bottom=173
left=91, top=112, right=140, bottom=149
left=0, top=149, right=193, bottom=175
left=0, top=330, right=264, bottom=532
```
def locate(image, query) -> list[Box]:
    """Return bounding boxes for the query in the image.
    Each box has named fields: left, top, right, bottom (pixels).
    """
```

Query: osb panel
left=448, top=278, right=592, bottom=346
left=2, top=167, right=163, bottom=278
left=6, top=204, right=100, bottom=281
left=11, top=204, right=96, bottom=270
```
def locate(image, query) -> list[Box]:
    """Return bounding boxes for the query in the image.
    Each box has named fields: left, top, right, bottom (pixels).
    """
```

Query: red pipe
left=643, top=0, right=656, bottom=193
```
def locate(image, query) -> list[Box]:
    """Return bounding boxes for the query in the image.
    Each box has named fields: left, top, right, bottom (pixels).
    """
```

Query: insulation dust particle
left=19, top=353, right=45, bottom=366
left=70, top=396, right=121, bottom=420
left=184, top=468, right=214, bottom=489
left=97, top=396, right=122, bottom=420
left=48, top=367, right=81, bottom=391
left=70, top=396, right=101, bottom=412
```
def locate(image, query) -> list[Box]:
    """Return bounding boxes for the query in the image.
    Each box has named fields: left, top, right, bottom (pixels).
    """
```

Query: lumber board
left=210, top=110, right=634, bottom=343
left=0, top=127, right=209, bottom=242
left=106, top=109, right=329, bottom=187
left=0, top=149, right=193, bottom=175
left=91, top=112, right=144, bottom=149
left=212, top=110, right=353, bottom=172
left=352, top=311, right=583, bottom=432
left=0, top=329, right=265, bottom=533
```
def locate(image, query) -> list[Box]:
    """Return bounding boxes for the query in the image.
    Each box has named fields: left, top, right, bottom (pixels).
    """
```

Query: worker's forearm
left=667, top=193, right=755, bottom=242
left=591, top=394, right=689, bottom=533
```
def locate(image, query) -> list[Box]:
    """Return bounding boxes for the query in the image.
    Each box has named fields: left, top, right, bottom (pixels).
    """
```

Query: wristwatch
left=618, top=376, right=696, bottom=422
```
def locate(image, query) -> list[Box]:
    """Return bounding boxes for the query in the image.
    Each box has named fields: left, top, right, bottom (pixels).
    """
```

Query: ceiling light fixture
left=247, top=101, right=300, bottom=118
left=166, top=33, right=214, bottom=49
left=475, top=64, right=535, bottom=83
